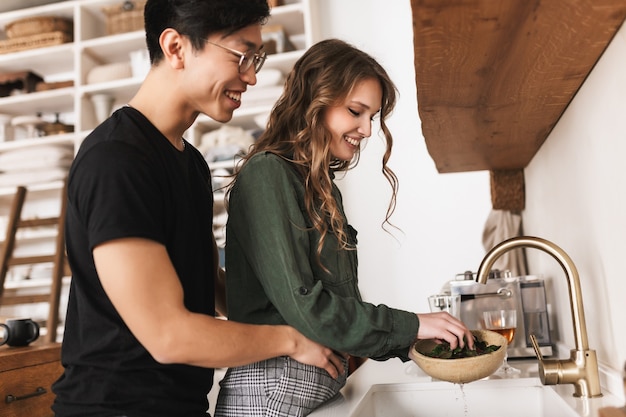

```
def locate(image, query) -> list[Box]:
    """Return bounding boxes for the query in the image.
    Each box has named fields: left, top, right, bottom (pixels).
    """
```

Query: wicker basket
left=102, top=0, right=146, bottom=35
left=5, top=16, right=73, bottom=39
left=0, top=31, right=73, bottom=55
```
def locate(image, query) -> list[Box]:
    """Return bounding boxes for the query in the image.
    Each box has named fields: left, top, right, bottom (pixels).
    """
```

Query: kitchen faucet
left=476, top=236, right=602, bottom=398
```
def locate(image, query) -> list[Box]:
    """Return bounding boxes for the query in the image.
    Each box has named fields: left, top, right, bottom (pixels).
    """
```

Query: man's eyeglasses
left=206, top=41, right=267, bottom=74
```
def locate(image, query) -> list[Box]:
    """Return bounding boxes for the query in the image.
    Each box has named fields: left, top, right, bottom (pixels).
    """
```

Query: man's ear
left=159, top=28, right=185, bottom=69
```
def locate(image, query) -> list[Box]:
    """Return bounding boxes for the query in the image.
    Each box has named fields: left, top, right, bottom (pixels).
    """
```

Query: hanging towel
left=482, top=210, right=528, bottom=277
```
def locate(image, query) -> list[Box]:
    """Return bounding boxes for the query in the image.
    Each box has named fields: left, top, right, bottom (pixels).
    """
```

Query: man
left=52, top=1, right=344, bottom=416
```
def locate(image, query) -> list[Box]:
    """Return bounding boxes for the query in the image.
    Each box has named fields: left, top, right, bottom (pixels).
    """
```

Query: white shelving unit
left=0, top=0, right=320, bottom=271
left=0, top=0, right=319, bottom=143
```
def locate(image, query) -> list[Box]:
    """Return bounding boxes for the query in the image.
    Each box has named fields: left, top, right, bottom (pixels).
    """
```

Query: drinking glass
left=482, top=309, right=521, bottom=375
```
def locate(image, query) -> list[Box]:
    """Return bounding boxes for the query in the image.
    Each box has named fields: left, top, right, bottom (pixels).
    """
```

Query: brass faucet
left=476, top=236, right=602, bottom=398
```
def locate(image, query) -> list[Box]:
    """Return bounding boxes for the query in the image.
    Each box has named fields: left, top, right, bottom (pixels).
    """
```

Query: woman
left=215, top=39, right=473, bottom=417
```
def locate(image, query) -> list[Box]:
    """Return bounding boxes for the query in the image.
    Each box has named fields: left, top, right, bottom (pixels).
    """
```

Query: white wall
left=315, top=0, right=491, bottom=314
left=523, top=23, right=626, bottom=372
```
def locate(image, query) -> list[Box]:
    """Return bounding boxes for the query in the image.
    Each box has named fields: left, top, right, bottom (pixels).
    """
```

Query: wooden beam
left=490, top=169, right=525, bottom=211
left=411, top=0, right=626, bottom=173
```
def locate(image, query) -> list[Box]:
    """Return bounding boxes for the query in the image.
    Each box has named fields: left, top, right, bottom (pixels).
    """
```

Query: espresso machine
left=441, top=270, right=553, bottom=358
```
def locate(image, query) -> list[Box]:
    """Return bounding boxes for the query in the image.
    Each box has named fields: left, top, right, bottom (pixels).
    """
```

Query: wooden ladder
left=0, top=181, right=68, bottom=343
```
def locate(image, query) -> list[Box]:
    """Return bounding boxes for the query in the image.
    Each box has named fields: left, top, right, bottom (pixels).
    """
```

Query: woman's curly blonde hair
left=230, top=38, right=398, bottom=263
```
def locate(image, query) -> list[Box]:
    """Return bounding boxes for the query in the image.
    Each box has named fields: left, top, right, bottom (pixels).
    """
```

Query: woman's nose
left=358, top=120, right=372, bottom=138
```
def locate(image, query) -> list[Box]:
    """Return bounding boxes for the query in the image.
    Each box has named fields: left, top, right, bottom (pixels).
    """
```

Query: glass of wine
left=482, top=309, right=521, bottom=376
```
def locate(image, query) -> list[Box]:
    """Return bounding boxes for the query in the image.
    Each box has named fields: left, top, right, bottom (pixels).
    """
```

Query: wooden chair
left=0, top=180, right=68, bottom=343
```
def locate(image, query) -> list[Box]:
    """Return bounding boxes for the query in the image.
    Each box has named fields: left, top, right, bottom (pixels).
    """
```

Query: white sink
left=350, top=378, right=579, bottom=417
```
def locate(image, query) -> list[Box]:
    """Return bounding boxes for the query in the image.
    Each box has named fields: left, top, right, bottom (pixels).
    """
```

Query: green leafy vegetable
left=423, top=336, right=500, bottom=359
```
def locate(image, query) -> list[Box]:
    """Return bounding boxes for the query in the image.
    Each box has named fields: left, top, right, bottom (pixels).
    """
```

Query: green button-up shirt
left=225, top=152, right=419, bottom=360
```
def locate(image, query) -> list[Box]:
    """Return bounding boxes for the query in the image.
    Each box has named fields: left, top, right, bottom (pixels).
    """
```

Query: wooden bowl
left=411, top=329, right=507, bottom=384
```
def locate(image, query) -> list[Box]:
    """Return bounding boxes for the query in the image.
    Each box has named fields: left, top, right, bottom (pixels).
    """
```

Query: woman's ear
left=159, top=28, right=185, bottom=69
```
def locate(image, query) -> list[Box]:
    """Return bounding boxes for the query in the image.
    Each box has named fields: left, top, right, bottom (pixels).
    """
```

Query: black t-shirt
left=52, top=107, right=216, bottom=417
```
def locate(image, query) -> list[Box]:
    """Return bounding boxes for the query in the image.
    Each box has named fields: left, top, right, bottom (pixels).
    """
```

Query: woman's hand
left=415, top=312, right=475, bottom=350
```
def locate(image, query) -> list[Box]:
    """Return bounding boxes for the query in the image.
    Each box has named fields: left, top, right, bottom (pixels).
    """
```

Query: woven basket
left=0, top=31, right=73, bottom=55
left=5, top=16, right=73, bottom=39
left=102, top=0, right=146, bottom=35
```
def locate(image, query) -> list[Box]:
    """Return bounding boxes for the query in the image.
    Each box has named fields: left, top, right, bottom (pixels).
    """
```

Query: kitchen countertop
left=309, top=357, right=625, bottom=417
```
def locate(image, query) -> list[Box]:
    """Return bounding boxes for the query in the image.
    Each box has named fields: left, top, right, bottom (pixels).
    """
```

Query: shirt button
left=299, top=287, right=309, bottom=295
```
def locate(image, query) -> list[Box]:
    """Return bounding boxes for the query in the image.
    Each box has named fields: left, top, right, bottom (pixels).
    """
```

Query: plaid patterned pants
left=214, top=356, right=348, bottom=417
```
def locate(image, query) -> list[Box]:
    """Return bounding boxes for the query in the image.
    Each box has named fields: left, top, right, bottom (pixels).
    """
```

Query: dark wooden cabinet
left=0, top=343, right=62, bottom=417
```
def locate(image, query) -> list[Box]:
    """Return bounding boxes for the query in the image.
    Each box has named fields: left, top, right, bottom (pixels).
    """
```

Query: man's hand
left=288, top=327, right=348, bottom=379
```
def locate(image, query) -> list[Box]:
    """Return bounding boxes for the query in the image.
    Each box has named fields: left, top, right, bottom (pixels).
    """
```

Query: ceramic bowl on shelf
left=255, top=68, right=284, bottom=88
left=11, top=115, right=44, bottom=139
left=86, top=62, right=133, bottom=84
left=410, top=329, right=507, bottom=384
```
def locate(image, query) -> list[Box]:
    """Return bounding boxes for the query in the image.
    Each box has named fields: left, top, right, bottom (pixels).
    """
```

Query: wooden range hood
left=410, top=0, right=626, bottom=209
